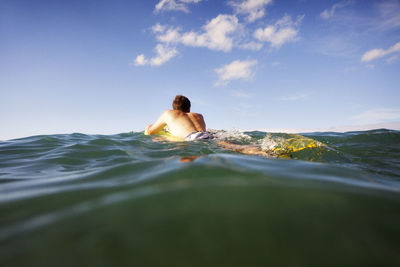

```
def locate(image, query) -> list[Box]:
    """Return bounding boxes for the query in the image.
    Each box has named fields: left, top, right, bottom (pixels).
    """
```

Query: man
left=146, top=95, right=273, bottom=156
left=145, top=95, right=214, bottom=141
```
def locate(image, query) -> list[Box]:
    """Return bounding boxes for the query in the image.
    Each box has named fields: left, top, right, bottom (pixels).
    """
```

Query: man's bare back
left=146, top=110, right=206, bottom=139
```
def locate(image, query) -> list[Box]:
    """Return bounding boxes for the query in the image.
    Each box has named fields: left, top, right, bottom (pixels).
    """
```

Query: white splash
left=209, top=129, right=252, bottom=141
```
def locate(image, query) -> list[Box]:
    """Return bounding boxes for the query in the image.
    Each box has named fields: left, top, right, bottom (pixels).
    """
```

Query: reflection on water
left=180, top=156, right=201, bottom=163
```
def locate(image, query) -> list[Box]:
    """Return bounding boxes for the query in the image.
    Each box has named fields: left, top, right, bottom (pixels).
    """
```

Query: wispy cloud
left=320, top=0, right=354, bottom=19
left=312, top=1, right=400, bottom=60
left=319, top=1, right=400, bottom=32
left=254, top=14, right=304, bottom=48
left=386, top=54, right=399, bottom=64
left=215, top=59, right=257, bottom=86
left=154, top=0, right=202, bottom=14
left=153, top=14, right=239, bottom=52
left=228, top=0, right=273, bottom=22
left=372, top=0, right=400, bottom=31
left=361, top=41, right=400, bottom=62
left=134, top=44, right=178, bottom=66
left=312, top=34, right=360, bottom=58
left=352, top=108, right=400, bottom=124
left=152, top=23, right=166, bottom=34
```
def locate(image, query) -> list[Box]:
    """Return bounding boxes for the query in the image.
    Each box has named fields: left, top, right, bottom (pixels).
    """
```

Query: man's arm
left=145, top=111, right=168, bottom=135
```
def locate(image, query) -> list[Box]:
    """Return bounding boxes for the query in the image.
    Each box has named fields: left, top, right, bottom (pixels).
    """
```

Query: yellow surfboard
left=262, top=133, right=327, bottom=157
left=145, top=129, right=326, bottom=157
left=144, top=129, right=184, bottom=142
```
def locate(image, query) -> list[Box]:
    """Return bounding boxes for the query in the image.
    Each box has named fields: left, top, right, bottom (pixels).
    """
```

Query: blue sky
left=1, top=0, right=400, bottom=140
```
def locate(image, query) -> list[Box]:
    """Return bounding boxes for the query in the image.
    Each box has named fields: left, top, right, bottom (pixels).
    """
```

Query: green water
left=1, top=129, right=400, bottom=266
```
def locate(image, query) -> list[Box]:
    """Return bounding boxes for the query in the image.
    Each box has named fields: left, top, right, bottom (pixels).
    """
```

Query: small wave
left=210, top=129, right=252, bottom=142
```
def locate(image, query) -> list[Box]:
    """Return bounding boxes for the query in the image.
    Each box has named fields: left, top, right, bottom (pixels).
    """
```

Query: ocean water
left=1, top=129, right=400, bottom=266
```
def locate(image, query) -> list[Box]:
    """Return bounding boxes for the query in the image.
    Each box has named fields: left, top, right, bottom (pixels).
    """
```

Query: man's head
left=172, top=95, right=191, bottom=112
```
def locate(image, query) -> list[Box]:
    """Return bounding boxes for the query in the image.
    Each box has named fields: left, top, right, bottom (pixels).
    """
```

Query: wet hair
left=172, top=95, right=191, bottom=112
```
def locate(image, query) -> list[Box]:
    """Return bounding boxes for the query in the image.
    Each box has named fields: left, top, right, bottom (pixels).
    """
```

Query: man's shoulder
left=163, top=110, right=178, bottom=115
left=164, top=110, right=203, bottom=117
left=163, top=110, right=184, bottom=118
left=188, top=112, right=203, bottom=117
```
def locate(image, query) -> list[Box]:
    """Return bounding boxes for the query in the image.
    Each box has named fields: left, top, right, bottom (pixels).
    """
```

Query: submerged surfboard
left=262, top=133, right=327, bottom=158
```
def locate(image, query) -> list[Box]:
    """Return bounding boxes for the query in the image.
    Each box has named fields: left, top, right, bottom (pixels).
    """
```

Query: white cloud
left=320, top=0, right=354, bottom=19
left=152, top=23, right=166, bottom=33
left=229, top=0, right=273, bottom=22
left=151, top=44, right=178, bottom=66
left=135, top=14, right=240, bottom=67
left=156, top=27, right=181, bottom=43
left=154, top=0, right=202, bottom=14
left=215, top=59, right=257, bottom=86
left=134, top=44, right=178, bottom=67
left=254, top=14, right=304, bottom=48
left=134, top=54, right=148, bottom=66
left=352, top=108, right=400, bottom=125
left=239, top=41, right=263, bottom=51
left=154, top=14, right=239, bottom=52
left=183, top=14, right=239, bottom=51
left=361, top=41, right=400, bottom=62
